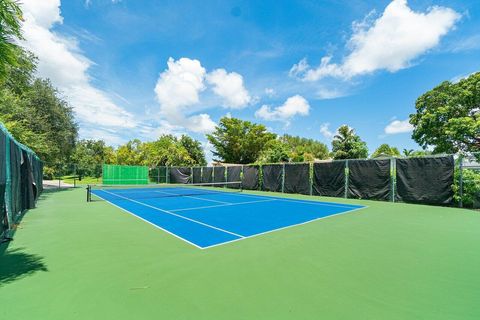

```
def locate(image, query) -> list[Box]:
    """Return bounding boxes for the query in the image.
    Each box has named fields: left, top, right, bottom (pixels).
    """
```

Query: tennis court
left=90, top=184, right=365, bottom=248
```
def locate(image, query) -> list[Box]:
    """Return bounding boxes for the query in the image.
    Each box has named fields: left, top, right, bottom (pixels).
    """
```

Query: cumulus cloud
left=320, top=123, right=335, bottom=140
left=291, top=0, right=460, bottom=81
left=255, top=95, right=310, bottom=123
left=154, top=57, right=216, bottom=133
left=206, top=69, right=251, bottom=109
left=20, top=0, right=137, bottom=131
left=385, top=119, right=413, bottom=134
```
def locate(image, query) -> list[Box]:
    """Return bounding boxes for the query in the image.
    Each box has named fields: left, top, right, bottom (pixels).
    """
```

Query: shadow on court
left=0, top=247, right=47, bottom=286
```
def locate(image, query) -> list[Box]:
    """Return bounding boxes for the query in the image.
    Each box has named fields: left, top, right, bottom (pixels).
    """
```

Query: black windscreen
left=201, top=167, right=213, bottom=183
left=213, top=166, right=226, bottom=186
left=284, top=163, right=310, bottom=195
left=226, top=166, right=241, bottom=188
left=192, top=167, right=201, bottom=184
left=348, top=159, right=391, bottom=200
left=396, top=156, right=454, bottom=205
left=169, top=167, right=191, bottom=184
left=312, top=161, right=346, bottom=197
left=262, top=164, right=283, bottom=192
left=242, top=165, right=259, bottom=190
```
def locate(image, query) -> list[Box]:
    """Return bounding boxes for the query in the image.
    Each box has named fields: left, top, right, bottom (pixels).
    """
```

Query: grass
left=1, top=188, right=480, bottom=319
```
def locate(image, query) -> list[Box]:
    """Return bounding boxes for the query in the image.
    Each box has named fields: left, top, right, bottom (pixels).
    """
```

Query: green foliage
left=115, top=135, right=206, bottom=167
left=453, top=169, right=480, bottom=208
left=280, top=134, right=329, bottom=161
left=0, top=0, right=24, bottom=81
left=371, top=144, right=400, bottom=158
left=71, top=140, right=113, bottom=178
left=331, top=125, right=368, bottom=159
left=411, top=72, right=480, bottom=154
left=257, top=139, right=290, bottom=163
left=207, top=117, right=276, bottom=164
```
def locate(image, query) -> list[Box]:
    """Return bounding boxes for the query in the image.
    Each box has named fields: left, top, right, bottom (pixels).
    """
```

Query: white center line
left=101, top=189, right=245, bottom=238
left=170, top=199, right=277, bottom=212
left=152, top=190, right=231, bottom=204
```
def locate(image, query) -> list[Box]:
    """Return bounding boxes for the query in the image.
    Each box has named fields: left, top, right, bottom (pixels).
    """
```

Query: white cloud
left=20, top=0, right=137, bottom=131
left=385, top=119, right=413, bottom=134
left=292, top=0, right=460, bottom=81
left=154, top=57, right=216, bottom=133
left=264, top=88, right=276, bottom=97
left=255, top=95, right=310, bottom=123
left=206, top=69, right=251, bottom=109
left=320, top=123, right=334, bottom=140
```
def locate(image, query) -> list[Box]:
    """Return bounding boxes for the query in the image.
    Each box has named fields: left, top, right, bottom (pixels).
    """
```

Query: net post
left=86, top=185, right=91, bottom=202
left=458, top=154, right=463, bottom=208
left=344, top=160, right=349, bottom=199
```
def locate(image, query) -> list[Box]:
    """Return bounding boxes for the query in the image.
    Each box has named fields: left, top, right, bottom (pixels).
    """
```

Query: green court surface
left=1, top=188, right=480, bottom=319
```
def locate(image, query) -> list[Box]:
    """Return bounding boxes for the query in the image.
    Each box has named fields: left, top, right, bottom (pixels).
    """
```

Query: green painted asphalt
left=1, top=188, right=480, bottom=319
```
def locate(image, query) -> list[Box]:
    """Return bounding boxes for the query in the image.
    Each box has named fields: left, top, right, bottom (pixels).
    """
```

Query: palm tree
left=402, top=149, right=414, bottom=157
left=332, top=125, right=368, bottom=159
left=0, top=0, right=24, bottom=81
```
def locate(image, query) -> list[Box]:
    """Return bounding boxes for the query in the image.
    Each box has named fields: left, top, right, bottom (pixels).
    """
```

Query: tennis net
left=87, top=181, right=243, bottom=202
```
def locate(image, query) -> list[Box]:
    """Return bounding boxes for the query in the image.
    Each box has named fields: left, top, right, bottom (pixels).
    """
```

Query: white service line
left=170, top=199, right=277, bottom=212
left=101, top=189, right=245, bottom=238
left=152, top=190, right=231, bottom=205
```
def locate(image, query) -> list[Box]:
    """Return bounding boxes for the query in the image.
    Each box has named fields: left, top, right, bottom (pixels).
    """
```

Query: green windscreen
left=102, top=164, right=149, bottom=185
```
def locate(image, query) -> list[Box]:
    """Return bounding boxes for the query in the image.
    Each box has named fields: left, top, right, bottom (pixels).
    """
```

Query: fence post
left=459, top=154, right=464, bottom=208
left=281, top=163, right=285, bottom=193
left=344, top=160, right=349, bottom=198
left=309, top=163, right=313, bottom=196
left=391, top=158, right=396, bottom=203
left=166, top=166, right=170, bottom=184
left=4, top=135, right=13, bottom=231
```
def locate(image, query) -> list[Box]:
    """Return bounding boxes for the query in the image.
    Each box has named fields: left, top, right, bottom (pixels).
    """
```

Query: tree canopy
left=371, top=144, right=400, bottom=158
left=279, top=134, right=329, bottom=162
left=331, top=125, right=368, bottom=159
left=207, top=117, right=276, bottom=164
left=410, top=72, right=480, bottom=154
left=0, top=0, right=24, bottom=81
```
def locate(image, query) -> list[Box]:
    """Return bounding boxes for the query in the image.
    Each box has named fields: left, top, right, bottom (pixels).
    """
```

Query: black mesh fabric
left=242, top=165, right=259, bottom=190
left=9, top=141, right=22, bottom=219
left=347, top=159, right=391, bottom=200
left=0, top=131, right=6, bottom=235
left=226, top=166, right=241, bottom=188
left=262, top=164, right=283, bottom=192
left=192, top=167, right=201, bottom=184
left=201, top=167, right=213, bottom=183
left=169, top=167, right=191, bottom=184
left=213, top=166, right=226, bottom=186
left=284, top=163, right=310, bottom=195
left=312, top=161, right=346, bottom=197
left=20, top=150, right=35, bottom=210
left=396, top=156, right=454, bottom=205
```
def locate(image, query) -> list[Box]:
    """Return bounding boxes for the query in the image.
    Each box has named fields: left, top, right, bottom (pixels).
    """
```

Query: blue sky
left=18, top=0, right=480, bottom=160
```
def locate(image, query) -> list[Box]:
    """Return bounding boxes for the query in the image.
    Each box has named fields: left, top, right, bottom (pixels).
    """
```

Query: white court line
left=92, top=192, right=204, bottom=249
left=202, top=206, right=367, bottom=249
left=152, top=190, right=231, bottom=205
left=100, top=189, right=245, bottom=238
left=198, top=191, right=364, bottom=209
left=170, top=199, right=277, bottom=212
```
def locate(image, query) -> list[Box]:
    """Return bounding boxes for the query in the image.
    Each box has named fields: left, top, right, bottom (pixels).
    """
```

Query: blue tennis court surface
left=92, top=186, right=365, bottom=249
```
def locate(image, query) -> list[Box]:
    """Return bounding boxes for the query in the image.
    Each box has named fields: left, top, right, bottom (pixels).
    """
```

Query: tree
left=207, top=117, right=276, bottom=164
left=0, top=0, right=24, bottom=81
left=410, top=72, right=480, bottom=154
left=331, top=125, right=368, bottom=159
left=402, top=149, right=414, bottom=157
left=116, top=139, right=146, bottom=165
left=280, top=134, right=329, bottom=161
left=371, top=144, right=400, bottom=158
left=71, top=140, right=112, bottom=178
left=179, top=135, right=206, bottom=166
left=257, top=139, right=290, bottom=163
